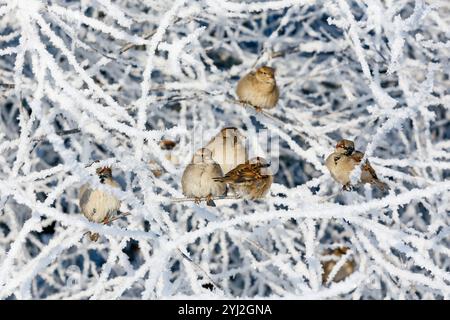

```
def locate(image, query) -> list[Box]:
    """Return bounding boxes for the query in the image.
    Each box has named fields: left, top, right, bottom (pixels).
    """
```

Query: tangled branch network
left=0, top=0, right=449, bottom=299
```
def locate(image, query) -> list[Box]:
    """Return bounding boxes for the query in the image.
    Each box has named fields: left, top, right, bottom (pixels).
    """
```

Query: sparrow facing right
left=79, top=166, right=121, bottom=241
left=236, top=66, right=279, bottom=110
left=181, top=148, right=227, bottom=206
left=213, top=157, right=273, bottom=200
left=325, top=139, right=388, bottom=191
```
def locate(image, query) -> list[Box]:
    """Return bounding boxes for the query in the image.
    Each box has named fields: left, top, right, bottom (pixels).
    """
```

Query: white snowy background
left=0, top=0, right=449, bottom=299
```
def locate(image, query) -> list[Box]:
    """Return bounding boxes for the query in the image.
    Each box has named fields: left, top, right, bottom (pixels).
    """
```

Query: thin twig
left=119, top=29, right=157, bottom=54
left=230, top=98, right=309, bottom=141
left=242, top=237, right=272, bottom=258
left=31, top=128, right=81, bottom=143
left=318, top=191, right=342, bottom=203
left=171, top=195, right=241, bottom=203
left=84, top=159, right=101, bottom=168
left=270, top=46, right=302, bottom=59
left=176, top=249, right=223, bottom=291
left=107, top=212, right=131, bottom=223
left=0, top=83, right=15, bottom=89
left=118, top=16, right=201, bottom=55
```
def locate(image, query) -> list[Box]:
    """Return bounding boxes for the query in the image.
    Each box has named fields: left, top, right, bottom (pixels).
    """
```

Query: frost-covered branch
left=0, top=0, right=449, bottom=300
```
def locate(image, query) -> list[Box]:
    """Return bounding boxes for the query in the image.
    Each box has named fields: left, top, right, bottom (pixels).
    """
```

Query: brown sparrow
left=79, top=166, right=121, bottom=241
left=150, top=139, right=180, bottom=177
left=204, top=127, right=248, bottom=174
left=236, top=66, right=279, bottom=110
left=213, top=157, right=273, bottom=200
left=159, top=139, right=176, bottom=151
left=321, top=247, right=356, bottom=284
left=181, top=148, right=227, bottom=206
left=325, top=139, right=388, bottom=191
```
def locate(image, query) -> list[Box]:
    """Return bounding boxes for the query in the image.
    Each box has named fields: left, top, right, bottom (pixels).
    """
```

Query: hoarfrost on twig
left=0, top=0, right=449, bottom=299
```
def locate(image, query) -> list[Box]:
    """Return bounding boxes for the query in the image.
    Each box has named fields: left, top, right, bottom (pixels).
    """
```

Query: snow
left=0, top=0, right=449, bottom=300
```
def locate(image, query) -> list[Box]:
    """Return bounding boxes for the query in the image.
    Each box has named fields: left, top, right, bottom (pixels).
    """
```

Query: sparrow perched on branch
left=79, top=166, right=121, bottom=241
left=236, top=66, right=279, bottom=110
left=321, top=247, right=356, bottom=284
left=325, top=139, right=388, bottom=191
left=204, top=127, right=248, bottom=174
left=181, top=148, right=227, bottom=206
left=159, top=139, right=177, bottom=151
left=213, top=157, right=273, bottom=200
left=150, top=139, right=180, bottom=177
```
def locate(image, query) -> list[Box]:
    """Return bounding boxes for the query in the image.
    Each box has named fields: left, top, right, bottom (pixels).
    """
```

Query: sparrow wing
left=363, top=161, right=379, bottom=180
left=229, top=163, right=267, bottom=183
left=350, top=151, right=364, bottom=163
left=351, top=151, right=379, bottom=180
left=213, top=163, right=246, bottom=182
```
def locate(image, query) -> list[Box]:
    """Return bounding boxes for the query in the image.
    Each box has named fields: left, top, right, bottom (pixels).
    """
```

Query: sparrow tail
left=374, top=180, right=389, bottom=191
left=206, top=199, right=216, bottom=207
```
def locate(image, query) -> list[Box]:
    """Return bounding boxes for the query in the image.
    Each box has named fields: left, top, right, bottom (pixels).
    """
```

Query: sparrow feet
left=206, top=194, right=216, bottom=207
left=102, top=215, right=111, bottom=225
left=342, top=183, right=354, bottom=191
left=84, top=231, right=99, bottom=242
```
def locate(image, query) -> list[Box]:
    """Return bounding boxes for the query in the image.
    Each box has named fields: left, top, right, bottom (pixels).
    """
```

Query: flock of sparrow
left=79, top=66, right=388, bottom=242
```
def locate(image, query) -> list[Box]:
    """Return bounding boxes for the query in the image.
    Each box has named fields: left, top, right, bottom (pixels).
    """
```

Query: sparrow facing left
left=79, top=166, right=121, bottom=241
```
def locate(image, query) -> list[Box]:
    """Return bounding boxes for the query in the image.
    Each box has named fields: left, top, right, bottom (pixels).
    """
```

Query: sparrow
left=236, top=66, right=279, bottom=110
left=150, top=139, right=180, bottom=177
left=325, top=139, right=388, bottom=191
left=159, top=139, right=177, bottom=151
left=160, top=139, right=180, bottom=166
left=181, top=148, right=227, bottom=206
left=213, top=157, right=273, bottom=200
left=204, top=127, right=248, bottom=174
left=79, top=166, right=121, bottom=241
left=321, top=247, right=355, bottom=284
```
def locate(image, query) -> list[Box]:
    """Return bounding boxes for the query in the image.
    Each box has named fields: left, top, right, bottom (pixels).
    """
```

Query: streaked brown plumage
left=321, top=247, right=356, bottom=284
left=79, top=166, right=121, bottom=241
left=213, top=157, right=273, bottom=200
left=236, top=66, right=279, bottom=110
left=325, top=139, right=388, bottom=191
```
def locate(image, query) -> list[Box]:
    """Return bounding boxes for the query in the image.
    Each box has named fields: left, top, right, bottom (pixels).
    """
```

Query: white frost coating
left=0, top=0, right=449, bottom=300
left=206, top=0, right=311, bottom=13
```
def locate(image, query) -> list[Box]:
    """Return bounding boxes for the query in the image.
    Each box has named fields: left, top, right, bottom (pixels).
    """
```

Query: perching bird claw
left=206, top=194, right=216, bottom=207
left=342, top=183, right=354, bottom=192
left=79, top=166, right=121, bottom=242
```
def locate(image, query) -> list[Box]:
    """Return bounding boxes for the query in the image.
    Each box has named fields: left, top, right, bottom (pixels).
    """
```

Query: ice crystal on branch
left=0, top=0, right=449, bottom=299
